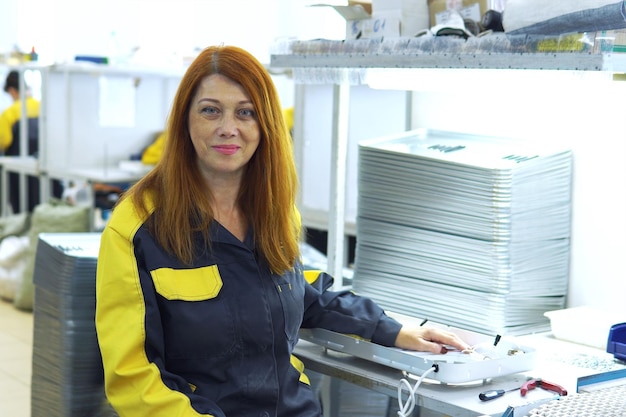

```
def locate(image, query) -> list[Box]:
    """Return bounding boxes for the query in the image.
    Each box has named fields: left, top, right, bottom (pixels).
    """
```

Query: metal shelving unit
left=270, top=37, right=626, bottom=289
left=270, top=36, right=626, bottom=72
left=272, top=50, right=626, bottom=71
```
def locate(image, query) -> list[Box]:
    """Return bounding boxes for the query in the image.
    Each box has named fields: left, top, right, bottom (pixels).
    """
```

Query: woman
left=95, top=45, right=469, bottom=417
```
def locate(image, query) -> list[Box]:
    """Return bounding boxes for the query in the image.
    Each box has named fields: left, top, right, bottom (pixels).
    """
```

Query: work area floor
left=0, top=298, right=32, bottom=417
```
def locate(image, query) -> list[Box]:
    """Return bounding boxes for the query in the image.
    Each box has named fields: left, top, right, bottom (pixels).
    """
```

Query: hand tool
left=520, top=378, right=568, bottom=397
left=478, top=386, right=520, bottom=401
left=479, top=378, right=567, bottom=401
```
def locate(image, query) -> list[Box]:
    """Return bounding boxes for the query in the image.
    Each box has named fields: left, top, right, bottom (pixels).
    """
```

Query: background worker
left=1, top=70, right=63, bottom=213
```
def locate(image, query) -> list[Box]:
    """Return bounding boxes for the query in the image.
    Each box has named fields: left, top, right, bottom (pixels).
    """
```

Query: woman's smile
left=213, top=144, right=241, bottom=155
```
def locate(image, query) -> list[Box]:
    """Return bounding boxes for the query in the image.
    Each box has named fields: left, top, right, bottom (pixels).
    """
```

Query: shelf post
left=327, top=73, right=350, bottom=290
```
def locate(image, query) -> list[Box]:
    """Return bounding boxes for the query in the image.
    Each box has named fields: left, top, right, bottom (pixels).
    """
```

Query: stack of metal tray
left=31, top=233, right=116, bottom=417
left=353, top=129, right=572, bottom=336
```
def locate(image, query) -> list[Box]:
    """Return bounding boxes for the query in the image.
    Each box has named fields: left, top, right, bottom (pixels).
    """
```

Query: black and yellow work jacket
left=95, top=196, right=402, bottom=417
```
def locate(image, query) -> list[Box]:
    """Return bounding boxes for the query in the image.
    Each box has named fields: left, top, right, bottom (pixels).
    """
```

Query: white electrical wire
left=396, top=365, right=439, bottom=417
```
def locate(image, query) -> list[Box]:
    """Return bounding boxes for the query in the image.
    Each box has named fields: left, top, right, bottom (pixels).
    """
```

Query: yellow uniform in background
left=140, top=130, right=166, bottom=165
left=0, top=96, right=40, bottom=153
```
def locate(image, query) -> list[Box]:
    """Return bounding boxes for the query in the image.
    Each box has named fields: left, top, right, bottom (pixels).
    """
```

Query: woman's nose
left=217, top=114, right=238, bottom=137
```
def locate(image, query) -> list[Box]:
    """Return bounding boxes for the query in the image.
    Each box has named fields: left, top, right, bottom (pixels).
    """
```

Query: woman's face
left=188, top=73, right=260, bottom=182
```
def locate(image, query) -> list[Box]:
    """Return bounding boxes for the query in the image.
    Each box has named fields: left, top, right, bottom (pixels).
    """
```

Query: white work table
left=0, top=157, right=149, bottom=213
left=294, top=331, right=626, bottom=417
left=44, top=166, right=149, bottom=231
left=45, top=165, right=151, bottom=185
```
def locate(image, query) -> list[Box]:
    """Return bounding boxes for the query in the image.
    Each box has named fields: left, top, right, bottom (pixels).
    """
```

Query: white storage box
left=544, top=306, right=626, bottom=349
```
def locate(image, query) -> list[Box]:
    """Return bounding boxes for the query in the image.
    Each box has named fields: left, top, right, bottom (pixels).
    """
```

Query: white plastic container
left=544, top=306, right=626, bottom=349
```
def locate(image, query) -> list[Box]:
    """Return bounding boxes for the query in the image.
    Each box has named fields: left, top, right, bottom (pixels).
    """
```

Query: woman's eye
left=238, top=108, right=256, bottom=118
left=201, top=106, right=219, bottom=115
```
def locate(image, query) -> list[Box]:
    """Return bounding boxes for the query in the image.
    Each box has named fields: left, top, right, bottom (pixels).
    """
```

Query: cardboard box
left=428, top=0, right=491, bottom=27
left=373, top=0, right=430, bottom=37
left=349, top=0, right=372, bottom=15
left=312, top=4, right=401, bottom=39
left=312, top=1, right=429, bottom=39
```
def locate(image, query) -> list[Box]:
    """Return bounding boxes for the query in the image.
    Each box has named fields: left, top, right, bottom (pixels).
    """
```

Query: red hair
left=124, top=45, right=300, bottom=273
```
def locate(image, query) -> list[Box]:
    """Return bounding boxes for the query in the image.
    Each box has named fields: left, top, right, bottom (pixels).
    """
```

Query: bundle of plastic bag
left=503, top=0, right=626, bottom=35
left=0, top=235, right=30, bottom=301
left=13, top=201, right=90, bottom=310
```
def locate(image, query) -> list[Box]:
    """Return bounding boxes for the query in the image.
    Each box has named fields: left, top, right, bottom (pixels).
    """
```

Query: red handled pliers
left=520, top=378, right=568, bottom=397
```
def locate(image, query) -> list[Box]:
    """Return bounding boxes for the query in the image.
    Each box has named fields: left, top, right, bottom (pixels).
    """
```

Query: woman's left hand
left=394, top=325, right=471, bottom=354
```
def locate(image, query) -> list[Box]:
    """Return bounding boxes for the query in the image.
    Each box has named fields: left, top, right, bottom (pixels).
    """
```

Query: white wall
left=1, top=0, right=348, bottom=109
left=1, top=0, right=346, bottom=66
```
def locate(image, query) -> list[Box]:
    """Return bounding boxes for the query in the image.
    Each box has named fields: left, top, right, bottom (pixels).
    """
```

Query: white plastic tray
left=299, top=321, right=536, bottom=384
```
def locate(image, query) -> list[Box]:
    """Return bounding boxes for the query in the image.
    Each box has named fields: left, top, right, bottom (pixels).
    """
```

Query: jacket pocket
left=276, top=270, right=305, bottom=344
left=151, top=265, right=223, bottom=301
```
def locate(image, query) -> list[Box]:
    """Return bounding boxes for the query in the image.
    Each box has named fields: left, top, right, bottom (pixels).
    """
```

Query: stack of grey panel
left=353, top=129, right=572, bottom=336
left=31, top=233, right=117, bottom=417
